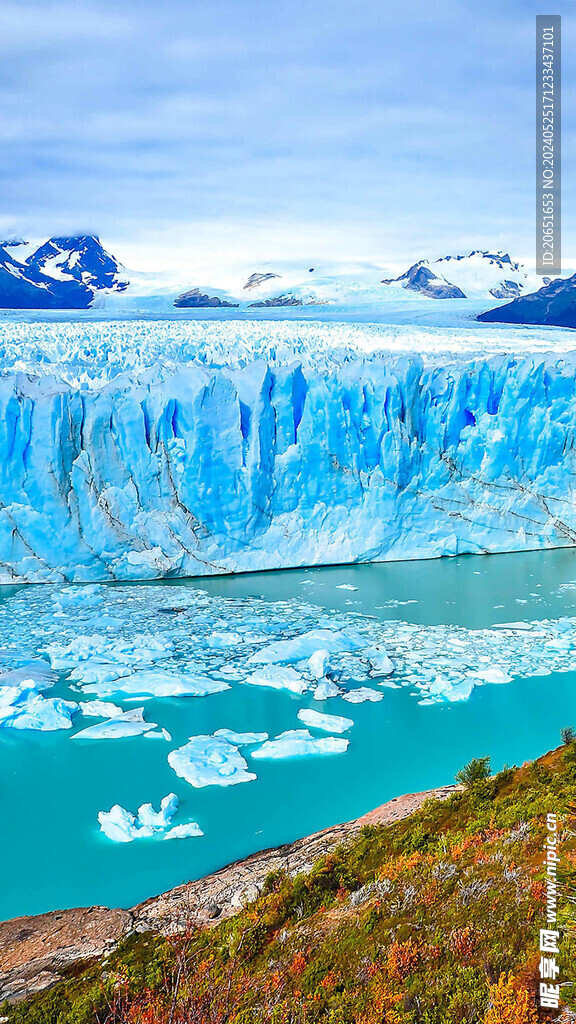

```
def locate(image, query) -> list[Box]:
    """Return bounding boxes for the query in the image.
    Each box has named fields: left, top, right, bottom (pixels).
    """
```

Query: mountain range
left=0, top=236, right=127, bottom=309
left=477, top=272, right=576, bottom=328
left=0, top=239, right=566, bottom=315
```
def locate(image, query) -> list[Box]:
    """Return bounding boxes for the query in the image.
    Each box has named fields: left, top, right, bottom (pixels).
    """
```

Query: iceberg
left=341, top=687, right=383, bottom=703
left=366, top=644, right=395, bottom=677
left=0, top=327, right=575, bottom=583
left=251, top=728, right=348, bottom=759
left=313, top=679, right=342, bottom=700
left=72, top=707, right=157, bottom=740
left=137, top=793, right=179, bottom=828
left=98, top=794, right=201, bottom=843
left=168, top=735, right=257, bottom=788
left=297, top=708, right=354, bottom=733
left=243, top=665, right=307, bottom=694
left=249, top=629, right=364, bottom=665
left=308, top=649, right=330, bottom=679
left=98, top=805, right=155, bottom=843
left=0, top=683, right=78, bottom=731
left=79, top=700, right=124, bottom=718
left=214, top=728, right=269, bottom=745
left=164, top=822, right=204, bottom=840
left=78, top=670, right=231, bottom=699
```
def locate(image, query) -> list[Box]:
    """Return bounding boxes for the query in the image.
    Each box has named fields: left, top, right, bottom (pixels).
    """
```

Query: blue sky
left=0, top=0, right=574, bottom=270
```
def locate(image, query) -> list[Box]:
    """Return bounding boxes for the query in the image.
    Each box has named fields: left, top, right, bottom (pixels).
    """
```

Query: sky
left=0, top=0, right=574, bottom=273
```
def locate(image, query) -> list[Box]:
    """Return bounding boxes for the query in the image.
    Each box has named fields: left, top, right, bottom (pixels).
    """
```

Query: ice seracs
left=0, top=324, right=576, bottom=583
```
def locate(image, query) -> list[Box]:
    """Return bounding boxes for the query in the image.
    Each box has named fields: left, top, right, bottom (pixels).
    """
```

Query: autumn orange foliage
left=483, top=972, right=538, bottom=1024
left=386, top=937, right=423, bottom=980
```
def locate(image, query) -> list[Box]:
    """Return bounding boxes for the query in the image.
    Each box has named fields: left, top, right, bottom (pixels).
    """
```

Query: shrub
left=560, top=725, right=576, bottom=745
left=455, top=756, right=491, bottom=787
left=482, top=972, right=538, bottom=1023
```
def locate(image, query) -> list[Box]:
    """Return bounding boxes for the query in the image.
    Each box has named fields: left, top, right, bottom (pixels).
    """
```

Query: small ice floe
left=336, top=584, right=358, bottom=591
left=366, top=644, right=395, bottom=678
left=164, top=822, right=204, bottom=840
left=137, top=793, right=179, bottom=828
left=244, top=665, right=307, bottom=694
left=98, top=793, right=202, bottom=843
left=54, top=586, right=103, bottom=610
left=0, top=685, right=79, bottom=731
left=313, top=679, right=341, bottom=700
left=45, top=634, right=174, bottom=672
left=72, top=707, right=157, bottom=740
left=80, top=669, right=230, bottom=700
left=214, top=728, right=269, bottom=745
left=144, top=728, right=172, bottom=741
left=341, top=687, right=383, bottom=703
left=308, top=648, right=330, bottom=679
left=251, top=728, right=348, bottom=759
left=98, top=805, right=155, bottom=843
left=79, top=700, right=124, bottom=718
left=168, top=734, right=257, bottom=788
left=467, top=667, right=512, bottom=685
left=206, top=631, right=244, bottom=649
left=425, top=677, right=474, bottom=702
left=249, top=628, right=363, bottom=665
left=297, top=708, right=353, bottom=733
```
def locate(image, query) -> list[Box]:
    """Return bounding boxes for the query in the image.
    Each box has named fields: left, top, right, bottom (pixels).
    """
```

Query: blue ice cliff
left=0, top=320, right=574, bottom=583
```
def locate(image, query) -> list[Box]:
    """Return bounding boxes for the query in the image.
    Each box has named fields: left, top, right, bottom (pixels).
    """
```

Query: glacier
left=0, top=320, right=575, bottom=582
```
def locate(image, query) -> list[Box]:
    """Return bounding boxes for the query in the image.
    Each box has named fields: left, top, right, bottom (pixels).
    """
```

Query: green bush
left=455, top=756, right=491, bottom=786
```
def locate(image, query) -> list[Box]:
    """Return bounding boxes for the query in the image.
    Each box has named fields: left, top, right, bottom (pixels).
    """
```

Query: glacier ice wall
left=0, top=336, right=575, bottom=582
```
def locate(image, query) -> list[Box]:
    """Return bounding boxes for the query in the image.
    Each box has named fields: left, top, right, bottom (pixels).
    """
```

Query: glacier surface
left=0, top=321, right=575, bottom=582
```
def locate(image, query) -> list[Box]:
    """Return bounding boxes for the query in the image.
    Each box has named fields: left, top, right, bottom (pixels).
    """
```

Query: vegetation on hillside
left=4, top=743, right=576, bottom=1023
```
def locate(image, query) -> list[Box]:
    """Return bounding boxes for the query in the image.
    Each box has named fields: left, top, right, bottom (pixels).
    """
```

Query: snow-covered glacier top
left=0, top=318, right=575, bottom=388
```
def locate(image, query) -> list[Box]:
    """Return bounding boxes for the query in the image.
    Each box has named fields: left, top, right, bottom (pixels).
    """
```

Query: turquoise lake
left=1, top=547, right=575, bottom=922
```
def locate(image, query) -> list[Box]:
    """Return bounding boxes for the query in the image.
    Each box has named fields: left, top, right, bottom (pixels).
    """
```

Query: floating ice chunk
left=206, top=631, right=244, bottom=649
left=137, top=793, right=179, bottom=829
left=164, top=822, right=204, bottom=840
left=297, top=709, right=353, bottom=733
left=308, top=649, right=330, bottom=679
left=72, top=707, right=157, bottom=740
left=244, top=664, right=307, bottom=694
left=214, top=728, right=269, bottom=745
left=336, top=584, right=358, bottom=591
left=0, top=684, right=78, bottom=731
left=144, top=728, right=172, bottom=741
left=469, top=667, right=512, bottom=685
left=45, top=634, right=174, bottom=672
left=249, top=628, right=364, bottom=665
left=55, top=586, right=103, bottom=609
left=80, top=670, right=231, bottom=699
left=0, top=663, right=58, bottom=692
left=98, top=805, right=155, bottom=843
left=425, top=676, right=474, bottom=702
left=313, top=679, right=341, bottom=700
left=366, top=644, right=395, bottom=677
left=341, top=687, right=383, bottom=703
left=252, top=728, right=348, bottom=759
left=79, top=700, right=124, bottom=718
left=168, top=735, right=256, bottom=788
